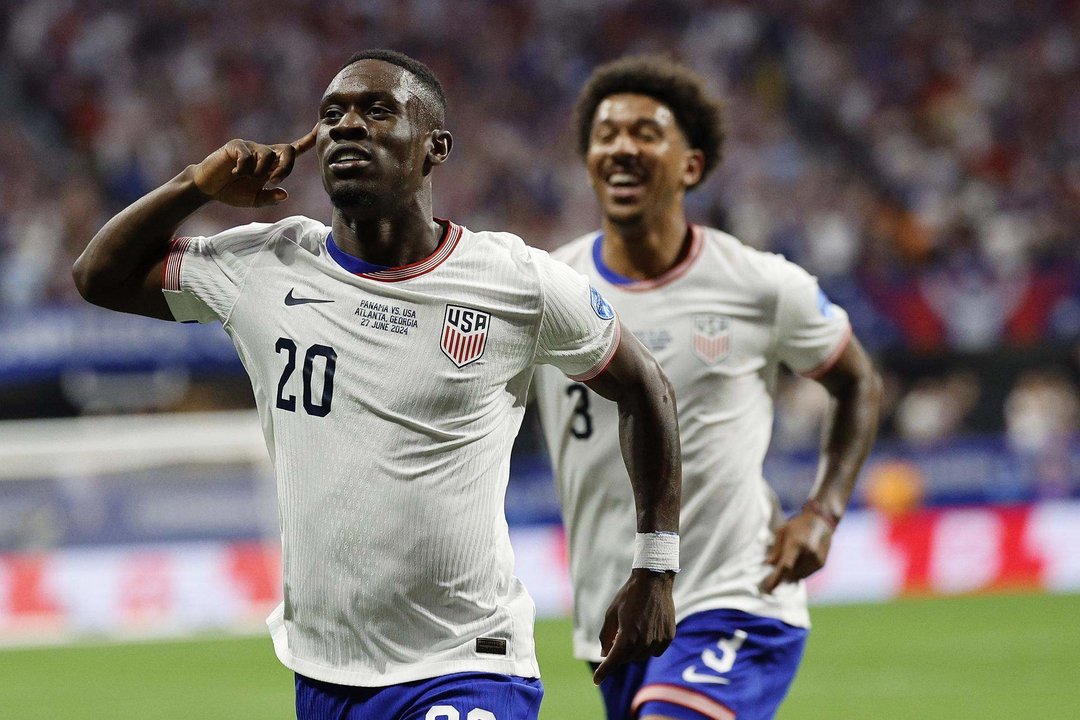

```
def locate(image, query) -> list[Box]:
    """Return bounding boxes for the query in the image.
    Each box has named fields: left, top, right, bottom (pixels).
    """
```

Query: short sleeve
left=162, top=222, right=275, bottom=324
left=533, top=250, right=620, bottom=380
left=774, top=261, right=852, bottom=378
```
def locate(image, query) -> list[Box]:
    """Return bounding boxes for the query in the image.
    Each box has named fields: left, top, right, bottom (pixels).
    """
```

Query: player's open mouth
left=328, top=146, right=374, bottom=172
left=605, top=171, right=646, bottom=201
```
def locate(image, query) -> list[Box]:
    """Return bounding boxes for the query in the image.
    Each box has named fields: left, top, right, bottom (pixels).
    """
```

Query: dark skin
left=74, top=60, right=681, bottom=685
left=585, top=92, right=881, bottom=717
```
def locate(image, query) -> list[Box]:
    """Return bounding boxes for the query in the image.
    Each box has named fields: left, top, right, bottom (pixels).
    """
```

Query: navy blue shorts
left=593, top=609, right=807, bottom=720
left=295, top=671, right=544, bottom=720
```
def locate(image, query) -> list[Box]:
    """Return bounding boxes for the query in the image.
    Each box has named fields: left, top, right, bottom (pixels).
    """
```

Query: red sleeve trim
left=568, top=320, right=621, bottom=382
left=632, top=683, right=736, bottom=719
left=163, top=236, right=193, bottom=291
left=801, top=322, right=852, bottom=380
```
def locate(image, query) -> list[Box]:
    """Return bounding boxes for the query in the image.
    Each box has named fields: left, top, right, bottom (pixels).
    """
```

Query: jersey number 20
left=275, top=337, right=337, bottom=417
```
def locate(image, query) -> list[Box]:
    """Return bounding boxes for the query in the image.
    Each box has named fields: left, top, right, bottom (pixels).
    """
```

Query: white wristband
left=633, top=531, right=680, bottom=573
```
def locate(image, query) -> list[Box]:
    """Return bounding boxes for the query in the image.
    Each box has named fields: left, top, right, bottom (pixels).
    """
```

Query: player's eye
left=367, top=105, right=392, bottom=119
left=635, top=125, right=661, bottom=142
left=592, top=128, right=616, bottom=144
left=322, top=107, right=343, bottom=122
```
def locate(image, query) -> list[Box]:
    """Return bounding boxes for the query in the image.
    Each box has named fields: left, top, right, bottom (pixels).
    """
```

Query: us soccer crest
left=692, top=314, right=731, bottom=365
left=441, top=304, right=490, bottom=368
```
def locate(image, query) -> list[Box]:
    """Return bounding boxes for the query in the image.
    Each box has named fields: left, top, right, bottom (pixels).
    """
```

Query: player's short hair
left=575, top=55, right=724, bottom=187
left=339, top=49, right=447, bottom=128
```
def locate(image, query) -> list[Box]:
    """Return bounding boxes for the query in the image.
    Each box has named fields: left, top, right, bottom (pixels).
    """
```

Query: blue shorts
left=593, top=609, right=807, bottom=720
left=295, top=671, right=544, bottom=720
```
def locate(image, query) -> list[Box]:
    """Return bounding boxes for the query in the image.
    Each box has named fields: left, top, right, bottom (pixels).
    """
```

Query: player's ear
left=682, top=148, right=705, bottom=188
left=426, top=129, right=453, bottom=170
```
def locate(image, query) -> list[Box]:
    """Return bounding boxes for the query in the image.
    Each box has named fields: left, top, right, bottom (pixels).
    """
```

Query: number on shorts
left=425, top=708, right=497, bottom=720
left=681, top=629, right=748, bottom=685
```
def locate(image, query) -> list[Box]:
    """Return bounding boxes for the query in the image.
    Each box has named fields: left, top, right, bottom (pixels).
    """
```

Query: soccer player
left=73, top=50, right=683, bottom=720
left=533, top=56, right=883, bottom=720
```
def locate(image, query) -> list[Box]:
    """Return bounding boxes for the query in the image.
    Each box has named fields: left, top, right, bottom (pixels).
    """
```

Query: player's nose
left=608, top=130, right=639, bottom=157
left=329, top=109, right=370, bottom=140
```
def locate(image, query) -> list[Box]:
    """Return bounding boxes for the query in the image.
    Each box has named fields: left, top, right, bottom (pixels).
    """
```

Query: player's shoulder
left=547, top=231, right=598, bottom=267
left=262, top=215, right=329, bottom=253
left=456, top=223, right=564, bottom=278
left=697, top=225, right=812, bottom=288
left=197, top=215, right=327, bottom=255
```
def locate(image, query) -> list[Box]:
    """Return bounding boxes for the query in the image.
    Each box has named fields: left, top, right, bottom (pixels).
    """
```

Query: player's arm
left=584, top=325, right=682, bottom=685
left=762, top=333, right=882, bottom=593
left=72, top=131, right=316, bottom=319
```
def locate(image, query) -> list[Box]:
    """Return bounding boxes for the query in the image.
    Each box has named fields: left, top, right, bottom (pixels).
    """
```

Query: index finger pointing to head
left=292, top=124, right=318, bottom=154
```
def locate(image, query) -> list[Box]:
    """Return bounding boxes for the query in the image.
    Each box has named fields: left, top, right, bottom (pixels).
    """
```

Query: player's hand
left=760, top=508, right=833, bottom=594
left=190, top=125, right=318, bottom=207
left=593, top=568, right=676, bottom=686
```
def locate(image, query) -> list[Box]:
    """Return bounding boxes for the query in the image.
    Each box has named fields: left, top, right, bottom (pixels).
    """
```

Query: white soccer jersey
left=162, top=215, right=618, bottom=686
left=534, top=226, right=851, bottom=661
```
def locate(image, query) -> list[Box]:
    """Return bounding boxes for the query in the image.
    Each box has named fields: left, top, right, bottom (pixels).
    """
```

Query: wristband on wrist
left=633, top=531, right=680, bottom=573
left=803, top=499, right=840, bottom=530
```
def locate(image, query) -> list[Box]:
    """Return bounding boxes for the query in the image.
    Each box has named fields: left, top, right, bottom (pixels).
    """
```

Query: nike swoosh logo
left=681, top=666, right=731, bottom=685
left=284, top=289, right=334, bottom=306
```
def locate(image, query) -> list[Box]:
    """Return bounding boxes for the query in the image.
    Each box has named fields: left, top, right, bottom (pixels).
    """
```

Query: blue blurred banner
left=0, top=306, right=242, bottom=383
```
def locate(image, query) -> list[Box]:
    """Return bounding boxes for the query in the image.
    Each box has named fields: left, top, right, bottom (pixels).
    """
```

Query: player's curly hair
left=574, top=55, right=724, bottom=187
left=340, top=49, right=447, bottom=128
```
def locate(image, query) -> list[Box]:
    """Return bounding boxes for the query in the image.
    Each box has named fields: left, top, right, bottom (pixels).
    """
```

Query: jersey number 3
left=276, top=337, right=337, bottom=417
left=566, top=383, right=593, bottom=440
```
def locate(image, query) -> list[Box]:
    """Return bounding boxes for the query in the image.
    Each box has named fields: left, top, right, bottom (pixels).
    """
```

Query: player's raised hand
left=592, top=569, right=676, bottom=686
left=760, top=508, right=834, bottom=594
left=191, top=125, right=318, bottom=207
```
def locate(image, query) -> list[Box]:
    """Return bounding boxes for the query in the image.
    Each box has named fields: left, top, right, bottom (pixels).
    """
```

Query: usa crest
left=441, top=304, right=490, bottom=368
left=692, top=314, right=731, bottom=365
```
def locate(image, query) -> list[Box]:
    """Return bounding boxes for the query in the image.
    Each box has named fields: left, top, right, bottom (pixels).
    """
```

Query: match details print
left=354, top=300, right=418, bottom=336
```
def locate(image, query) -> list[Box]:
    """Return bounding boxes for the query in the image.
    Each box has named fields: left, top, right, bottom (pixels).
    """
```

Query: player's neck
left=600, top=210, right=690, bottom=281
left=331, top=202, right=442, bottom=268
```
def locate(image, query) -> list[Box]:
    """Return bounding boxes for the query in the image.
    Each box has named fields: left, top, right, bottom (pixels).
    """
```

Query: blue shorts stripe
left=295, top=671, right=543, bottom=720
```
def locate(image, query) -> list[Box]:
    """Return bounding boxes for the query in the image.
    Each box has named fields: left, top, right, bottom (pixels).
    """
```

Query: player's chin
left=602, top=202, right=647, bottom=227
left=329, top=183, right=380, bottom=211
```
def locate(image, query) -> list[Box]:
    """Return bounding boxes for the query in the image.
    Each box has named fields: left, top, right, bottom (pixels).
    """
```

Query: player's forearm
left=616, top=365, right=682, bottom=533
left=73, top=165, right=210, bottom=307
left=810, top=366, right=882, bottom=522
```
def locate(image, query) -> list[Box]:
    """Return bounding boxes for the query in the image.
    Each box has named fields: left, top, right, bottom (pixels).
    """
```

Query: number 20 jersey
left=533, top=226, right=851, bottom=662
left=162, top=215, right=619, bottom=686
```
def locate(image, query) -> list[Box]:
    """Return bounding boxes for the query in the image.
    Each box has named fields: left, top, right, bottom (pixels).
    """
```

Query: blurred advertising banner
left=2, top=503, right=1080, bottom=645
left=0, top=306, right=241, bottom=384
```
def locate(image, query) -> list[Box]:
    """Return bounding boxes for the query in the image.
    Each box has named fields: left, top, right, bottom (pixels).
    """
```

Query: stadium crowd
left=1, top=0, right=1078, bottom=453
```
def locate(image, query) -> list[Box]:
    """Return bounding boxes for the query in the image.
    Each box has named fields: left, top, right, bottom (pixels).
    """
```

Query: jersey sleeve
left=774, top=260, right=852, bottom=378
left=161, top=222, right=275, bottom=324
left=533, top=250, right=621, bottom=381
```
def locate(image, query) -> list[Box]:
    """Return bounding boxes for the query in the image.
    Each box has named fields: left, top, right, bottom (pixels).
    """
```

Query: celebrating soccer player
left=73, top=50, right=683, bottom=720
left=533, top=56, right=883, bottom=720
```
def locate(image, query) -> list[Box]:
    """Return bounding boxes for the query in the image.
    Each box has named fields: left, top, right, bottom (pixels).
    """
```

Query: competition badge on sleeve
left=590, top=287, right=615, bottom=320
left=692, top=314, right=731, bottom=365
left=441, top=304, right=490, bottom=368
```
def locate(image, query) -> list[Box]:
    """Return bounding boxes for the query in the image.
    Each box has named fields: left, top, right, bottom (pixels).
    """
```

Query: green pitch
left=1, top=593, right=1077, bottom=719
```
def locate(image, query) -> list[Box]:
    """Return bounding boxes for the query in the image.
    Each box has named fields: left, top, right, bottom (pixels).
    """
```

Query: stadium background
left=1, top=0, right=1078, bottom=718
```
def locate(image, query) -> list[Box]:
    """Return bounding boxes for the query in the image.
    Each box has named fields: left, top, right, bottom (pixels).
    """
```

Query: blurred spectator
left=893, top=372, right=980, bottom=445
left=1005, top=368, right=1080, bottom=454
left=1, top=0, right=1078, bottom=450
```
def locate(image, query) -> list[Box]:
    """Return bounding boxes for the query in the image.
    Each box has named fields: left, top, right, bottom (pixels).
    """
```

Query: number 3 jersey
left=161, top=215, right=619, bottom=686
left=533, top=226, right=851, bottom=662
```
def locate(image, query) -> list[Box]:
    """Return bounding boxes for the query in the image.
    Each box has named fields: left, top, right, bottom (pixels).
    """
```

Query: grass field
left=1, top=592, right=1077, bottom=719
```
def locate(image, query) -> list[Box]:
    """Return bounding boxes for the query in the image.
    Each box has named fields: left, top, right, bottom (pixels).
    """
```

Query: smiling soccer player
left=533, top=56, right=883, bottom=720
left=73, top=49, right=683, bottom=720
